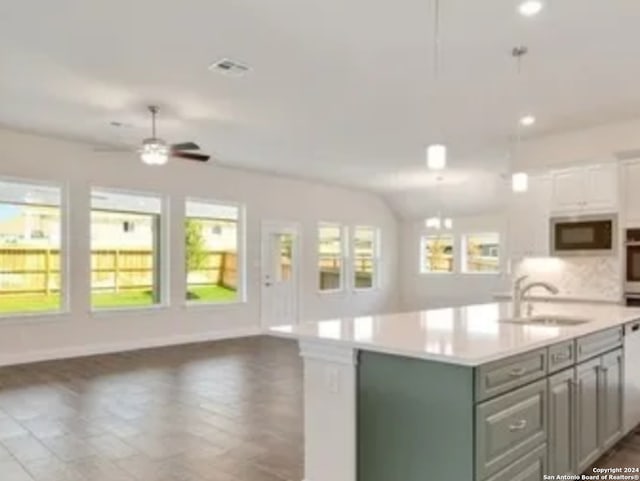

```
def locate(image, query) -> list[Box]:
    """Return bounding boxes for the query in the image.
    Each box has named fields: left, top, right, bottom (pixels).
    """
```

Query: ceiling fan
left=97, top=106, right=210, bottom=165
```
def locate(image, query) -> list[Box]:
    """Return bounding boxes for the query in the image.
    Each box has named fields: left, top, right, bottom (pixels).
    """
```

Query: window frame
left=352, top=225, right=380, bottom=291
left=184, top=197, right=246, bottom=307
left=461, top=232, right=501, bottom=275
left=317, top=222, right=348, bottom=293
left=0, top=176, right=69, bottom=319
left=419, top=233, right=456, bottom=275
left=89, top=186, right=167, bottom=313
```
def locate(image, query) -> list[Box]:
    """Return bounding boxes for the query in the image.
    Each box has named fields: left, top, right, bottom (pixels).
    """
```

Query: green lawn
left=0, top=285, right=237, bottom=314
left=187, top=285, right=237, bottom=303
left=0, top=294, right=61, bottom=314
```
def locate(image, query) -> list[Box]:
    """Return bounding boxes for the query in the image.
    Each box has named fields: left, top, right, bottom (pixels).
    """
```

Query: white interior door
left=261, top=221, right=300, bottom=328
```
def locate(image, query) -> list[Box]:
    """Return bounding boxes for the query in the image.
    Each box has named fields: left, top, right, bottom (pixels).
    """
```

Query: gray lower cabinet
left=548, top=368, right=576, bottom=476
left=600, top=349, right=624, bottom=451
left=485, top=444, right=547, bottom=481
left=551, top=348, right=625, bottom=475
left=576, top=357, right=601, bottom=473
left=475, top=380, right=547, bottom=480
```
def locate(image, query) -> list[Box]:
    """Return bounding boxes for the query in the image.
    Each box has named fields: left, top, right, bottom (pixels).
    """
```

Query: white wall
left=399, top=215, right=509, bottom=310
left=0, top=128, right=399, bottom=366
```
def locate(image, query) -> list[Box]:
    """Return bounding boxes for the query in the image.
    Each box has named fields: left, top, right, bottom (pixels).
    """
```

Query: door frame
left=260, top=220, right=302, bottom=330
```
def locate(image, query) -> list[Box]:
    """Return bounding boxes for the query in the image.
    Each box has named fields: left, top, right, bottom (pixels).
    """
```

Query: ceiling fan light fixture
left=426, top=144, right=447, bottom=170
left=512, top=172, right=529, bottom=193
left=140, top=138, right=170, bottom=166
left=520, top=114, right=536, bottom=126
left=518, top=0, right=543, bottom=17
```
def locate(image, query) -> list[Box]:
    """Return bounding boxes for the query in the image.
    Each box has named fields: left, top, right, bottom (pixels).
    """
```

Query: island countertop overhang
left=268, top=301, right=640, bottom=366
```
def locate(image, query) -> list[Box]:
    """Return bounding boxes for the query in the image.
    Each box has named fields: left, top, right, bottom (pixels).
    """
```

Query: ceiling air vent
left=208, top=58, right=251, bottom=77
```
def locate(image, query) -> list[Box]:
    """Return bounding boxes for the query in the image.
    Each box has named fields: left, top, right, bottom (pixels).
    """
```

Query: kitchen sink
left=500, top=316, right=590, bottom=326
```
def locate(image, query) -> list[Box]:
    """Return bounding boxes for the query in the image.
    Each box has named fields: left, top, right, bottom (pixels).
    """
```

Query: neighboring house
left=0, top=205, right=60, bottom=247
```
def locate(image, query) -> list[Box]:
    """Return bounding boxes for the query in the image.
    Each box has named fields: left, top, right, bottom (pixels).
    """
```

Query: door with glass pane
left=261, top=222, right=299, bottom=328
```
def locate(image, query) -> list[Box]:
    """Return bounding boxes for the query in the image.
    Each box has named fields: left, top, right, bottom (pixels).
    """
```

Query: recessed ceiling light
left=520, top=115, right=536, bottom=126
left=518, top=0, right=543, bottom=17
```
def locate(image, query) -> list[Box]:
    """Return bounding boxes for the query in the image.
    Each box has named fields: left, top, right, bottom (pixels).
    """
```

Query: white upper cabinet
left=551, top=168, right=585, bottom=212
left=507, top=175, right=551, bottom=259
left=550, top=163, right=619, bottom=214
left=622, top=160, right=640, bottom=226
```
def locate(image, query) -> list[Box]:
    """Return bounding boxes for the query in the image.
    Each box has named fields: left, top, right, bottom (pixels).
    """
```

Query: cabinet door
left=600, top=349, right=624, bottom=450
left=507, top=175, right=551, bottom=259
left=623, top=161, right=640, bottom=225
left=576, top=358, right=601, bottom=473
left=584, top=164, right=619, bottom=212
left=551, top=168, right=585, bottom=213
left=548, top=368, right=576, bottom=476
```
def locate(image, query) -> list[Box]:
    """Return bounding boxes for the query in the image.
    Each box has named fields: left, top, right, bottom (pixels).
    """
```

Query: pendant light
left=426, top=0, right=446, bottom=170
left=510, top=46, right=529, bottom=193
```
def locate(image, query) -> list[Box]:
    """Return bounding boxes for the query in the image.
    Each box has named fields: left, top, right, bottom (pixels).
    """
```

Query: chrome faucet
left=512, top=276, right=560, bottom=318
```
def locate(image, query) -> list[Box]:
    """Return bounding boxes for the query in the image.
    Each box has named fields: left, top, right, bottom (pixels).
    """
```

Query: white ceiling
left=1, top=0, right=640, bottom=218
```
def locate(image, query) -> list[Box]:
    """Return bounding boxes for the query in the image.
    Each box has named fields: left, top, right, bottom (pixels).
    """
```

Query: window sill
left=353, top=287, right=379, bottom=293
left=318, top=289, right=346, bottom=295
left=183, top=300, right=246, bottom=310
left=91, top=304, right=169, bottom=318
left=419, top=271, right=455, bottom=276
left=460, top=271, right=502, bottom=276
left=0, top=311, right=69, bottom=325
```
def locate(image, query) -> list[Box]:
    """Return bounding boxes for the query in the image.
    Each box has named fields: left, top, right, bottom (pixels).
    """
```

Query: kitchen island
left=270, top=302, right=640, bottom=481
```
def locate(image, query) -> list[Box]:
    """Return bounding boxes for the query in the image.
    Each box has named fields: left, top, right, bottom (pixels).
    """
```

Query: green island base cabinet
left=292, top=325, right=628, bottom=481
left=359, top=327, right=624, bottom=481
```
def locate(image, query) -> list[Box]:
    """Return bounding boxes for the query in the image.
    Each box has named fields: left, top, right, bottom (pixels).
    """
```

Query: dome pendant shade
left=512, top=172, right=529, bottom=193
left=426, top=144, right=447, bottom=170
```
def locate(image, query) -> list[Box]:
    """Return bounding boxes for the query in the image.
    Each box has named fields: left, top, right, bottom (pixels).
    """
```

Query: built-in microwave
left=550, top=214, right=617, bottom=256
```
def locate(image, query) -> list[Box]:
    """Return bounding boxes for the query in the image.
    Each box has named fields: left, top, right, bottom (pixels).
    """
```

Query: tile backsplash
left=512, top=256, right=622, bottom=301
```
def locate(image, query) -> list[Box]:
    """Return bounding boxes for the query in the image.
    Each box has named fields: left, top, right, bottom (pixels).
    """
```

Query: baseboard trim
left=0, top=326, right=264, bottom=367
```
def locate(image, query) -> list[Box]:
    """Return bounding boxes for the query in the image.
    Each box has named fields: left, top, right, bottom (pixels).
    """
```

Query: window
left=318, top=224, right=345, bottom=291
left=0, top=179, right=63, bottom=315
left=420, top=234, right=454, bottom=273
left=353, top=226, right=379, bottom=289
left=463, top=233, right=500, bottom=273
left=185, top=199, right=241, bottom=304
left=90, top=189, right=163, bottom=309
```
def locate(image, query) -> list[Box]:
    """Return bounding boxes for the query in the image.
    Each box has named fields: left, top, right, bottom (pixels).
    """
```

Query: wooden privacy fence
left=319, top=255, right=374, bottom=290
left=0, top=247, right=61, bottom=294
left=0, top=248, right=238, bottom=296
left=425, top=255, right=498, bottom=272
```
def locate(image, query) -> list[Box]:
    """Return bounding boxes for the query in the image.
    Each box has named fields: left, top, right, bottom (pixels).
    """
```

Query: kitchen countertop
left=269, top=302, right=640, bottom=366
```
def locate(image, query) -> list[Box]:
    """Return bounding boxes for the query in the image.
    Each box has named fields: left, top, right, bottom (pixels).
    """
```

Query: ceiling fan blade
left=171, top=141, right=200, bottom=151
left=172, top=151, right=210, bottom=162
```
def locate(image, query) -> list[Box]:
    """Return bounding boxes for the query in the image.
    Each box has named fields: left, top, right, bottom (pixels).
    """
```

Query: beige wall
left=0, top=127, right=399, bottom=365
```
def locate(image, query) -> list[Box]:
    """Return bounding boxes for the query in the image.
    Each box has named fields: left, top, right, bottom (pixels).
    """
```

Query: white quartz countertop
left=269, top=302, right=640, bottom=366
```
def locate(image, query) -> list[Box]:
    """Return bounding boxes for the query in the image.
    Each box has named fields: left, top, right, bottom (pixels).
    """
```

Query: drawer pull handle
left=553, top=353, right=570, bottom=362
left=509, top=420, right=528, bottom=431
left=509, top=367, right=527, bottom=377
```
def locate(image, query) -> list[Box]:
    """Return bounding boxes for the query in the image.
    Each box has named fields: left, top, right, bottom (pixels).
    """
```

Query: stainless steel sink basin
left=501, top=316, right=590, bottom=326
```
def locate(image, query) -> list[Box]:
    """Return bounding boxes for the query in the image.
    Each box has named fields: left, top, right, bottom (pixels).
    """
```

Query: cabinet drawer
left=484, top=443, right=547, bottom=481
left=577, top=328, right=623, bottom=362
left=476, top=349, right=547, bottom=401
left=476, top=380, right=548, bottom=480
left=548, top=341, right=575, bottom=373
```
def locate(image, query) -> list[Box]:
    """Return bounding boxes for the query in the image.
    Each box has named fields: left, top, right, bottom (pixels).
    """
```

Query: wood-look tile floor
left=593, top=427, right=640, bottom=472
left=0, top=335, right=637, bottom=481
left=0, top=337, right=303, bottom=481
